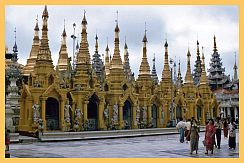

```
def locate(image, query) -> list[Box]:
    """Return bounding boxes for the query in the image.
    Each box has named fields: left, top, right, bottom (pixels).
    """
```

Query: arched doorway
left=197, top=106, right=202, bottom=121
left=123, top=100, right=132, bottom=129
left=176, top=105, right=182, bottom=121
left=87, top=94, right=99, bottom=131
left=151, top=104, right=157, bottom=128
left=46, top=97, right=59, bottom=130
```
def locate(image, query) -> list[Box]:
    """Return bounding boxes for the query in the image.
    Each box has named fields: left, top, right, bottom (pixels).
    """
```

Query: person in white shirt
left=176, top=117, right=186, bottom=143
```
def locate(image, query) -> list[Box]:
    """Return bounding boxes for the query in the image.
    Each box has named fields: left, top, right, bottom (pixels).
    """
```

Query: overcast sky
left=5, top=5, right=239, bottom=80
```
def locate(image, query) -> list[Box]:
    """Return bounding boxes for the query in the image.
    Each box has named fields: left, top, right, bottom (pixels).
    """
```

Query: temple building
left=213, top=55, right=239, bottom=121
left=16, top=6, right=222, bottom=134
left=208, top=35, right=231, bottom=90
left=206, top=36, right=239, bottom=121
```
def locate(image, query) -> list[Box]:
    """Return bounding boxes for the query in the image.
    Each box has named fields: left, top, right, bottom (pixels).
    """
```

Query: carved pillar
left=174, top=106, right=177, bottom=121
left=147, top=104, right=152, bottom=125
left=40, top=97, right=46, bottom=131
left=60, top=99, right=65, bottom=131
left=83, top=101, right=88, bottom=122
left=119, top=103, right=123, bottom=129
left=157, top=104, right=162, bottom=128
left=132, top=105, right=137, bottom=129
left=201, top=107, right=205, bottom=125
left=98, top=100, right=104, bottom=130
left=71, top=103, right=75, bottom=126
left=164, top=102, right=169, bottom=126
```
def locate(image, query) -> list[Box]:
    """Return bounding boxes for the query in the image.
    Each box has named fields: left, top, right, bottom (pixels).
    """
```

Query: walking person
left=223, top=118, right=228, bottom=138
left=215, top=117, right=222, bottom=149
left=185, top=119, right=191, bottom=143
left=176, top=117, right=185, bottom=143
left=205, top=119, right=216, bottom=155
left=187, top=119, right=200, bottom=154
left=228, top=118, right=236, bottom=150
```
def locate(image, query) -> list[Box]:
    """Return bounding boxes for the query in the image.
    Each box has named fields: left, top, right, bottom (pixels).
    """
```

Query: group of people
left=176, top=117, right=237, bottom=155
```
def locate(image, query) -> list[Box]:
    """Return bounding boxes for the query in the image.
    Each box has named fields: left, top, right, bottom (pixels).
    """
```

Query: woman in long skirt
left=223, top=118, right=228, bottom=138
left=229, top=119, right=236, bottom=150
left=188, top=119, right=199, bottom=154
left=205, top=119, right=216, bottom=155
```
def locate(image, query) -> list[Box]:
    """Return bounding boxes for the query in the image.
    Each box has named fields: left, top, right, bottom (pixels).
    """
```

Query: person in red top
left=205, top=119, right=216, bottom=155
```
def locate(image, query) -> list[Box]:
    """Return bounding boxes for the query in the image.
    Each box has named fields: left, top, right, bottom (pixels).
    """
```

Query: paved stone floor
left=10, top=131, right=239, bottom=158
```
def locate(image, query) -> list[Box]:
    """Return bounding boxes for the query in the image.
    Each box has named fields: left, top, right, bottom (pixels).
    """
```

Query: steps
left=39, top=127, right=205, bottom=142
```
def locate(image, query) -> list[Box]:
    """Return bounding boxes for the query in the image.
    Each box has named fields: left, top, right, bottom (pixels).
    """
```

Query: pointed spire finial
left=124, top=36, right=128, bottom=49
left=115, top=10, right=119, bottom=32
left=95, top=32, right=98, bottom=53
left=235, top=51, right=237, bottom=64
left=145, top=22, right=147, bottom=34
left=213, top=34, right=218, bottom=52
left=95, top=30, right=98, bottom=40
left=42, top=5, right=49, bottom=18
left=14, top=27, right=16, bottom=43
left=187, top=47, right=191, bottom=57
left=142, top=22, right=148, bottom=43
left=13, top=27, right=18, bottom=53
left=106, top=37, right=109, bottom=51
left=233, top=51, right=238, bottom=80
left=164, top=33, right=168, bottom=47
left=62, top=19, right=66, bottom=37
left=116, top=10, right=119, bottom=24
left=202, top=46, right=204, bottom=60
left=82, top=9, right=87, bottom=25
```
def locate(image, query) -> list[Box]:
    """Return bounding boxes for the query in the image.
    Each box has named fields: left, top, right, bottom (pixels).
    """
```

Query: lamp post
left=169, top=58, right=175, bottom=126
left=71, top=23, right=77, bottom=70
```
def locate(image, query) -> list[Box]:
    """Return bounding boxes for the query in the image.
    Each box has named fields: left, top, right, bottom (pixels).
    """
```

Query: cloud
left=5, top=5, right=239, bottom=80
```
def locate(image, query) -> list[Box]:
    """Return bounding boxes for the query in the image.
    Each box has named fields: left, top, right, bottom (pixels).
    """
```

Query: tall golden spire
left=139, top=22, right=150, bottom=75
left=184, top=48, right=193, bottom=83
left=200, top=47, right=208, bottom=84
left=161, top=39, right=171, bottom=81
left=233, top=52, right=238, bottom=80
left=36, top=5, right=53, bottom=65
left=57, top=20, right=69, bottom=72
left=22, top=15, right=40, bottom=76
left=105, top=38, right=110, bottom=76
left=110, top=10, right=123, bottom=69
left=76, top=10, right=91, bottom=70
